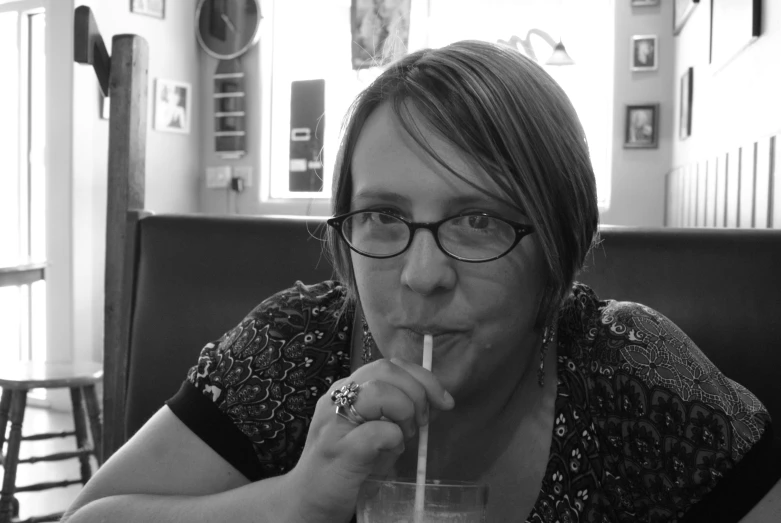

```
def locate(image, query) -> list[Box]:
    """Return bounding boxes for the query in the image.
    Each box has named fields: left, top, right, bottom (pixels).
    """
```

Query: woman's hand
left=282, top=358, right=455, bottom=523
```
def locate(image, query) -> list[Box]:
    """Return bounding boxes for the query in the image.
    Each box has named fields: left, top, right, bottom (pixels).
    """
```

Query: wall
left=601, top=0, right=675, bottom=227
left=71, top=0, right=201, bottom=366
left=672, top=0, right=781, bottom=167
left=198, top=0, right=615, bottom=217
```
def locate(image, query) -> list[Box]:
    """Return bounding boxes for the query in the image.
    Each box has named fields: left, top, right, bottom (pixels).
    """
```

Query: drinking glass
left=357, top=477, right=489, bottom=523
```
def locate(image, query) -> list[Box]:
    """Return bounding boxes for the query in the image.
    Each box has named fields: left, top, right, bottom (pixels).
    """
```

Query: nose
left=400, top=229, right=457, bottom=295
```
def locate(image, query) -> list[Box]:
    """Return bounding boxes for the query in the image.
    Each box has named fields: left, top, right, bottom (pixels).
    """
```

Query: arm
left=739, top=478, right=781, bottom=522
left=61, top=406, right=291, bottom=523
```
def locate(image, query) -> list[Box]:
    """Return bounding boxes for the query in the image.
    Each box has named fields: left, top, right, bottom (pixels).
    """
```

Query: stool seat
left=0, top=362, right=103, bottom=390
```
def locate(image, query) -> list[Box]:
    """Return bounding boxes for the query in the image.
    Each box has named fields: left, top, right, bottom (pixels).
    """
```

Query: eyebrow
left=351, top=189, right=525, bottom=217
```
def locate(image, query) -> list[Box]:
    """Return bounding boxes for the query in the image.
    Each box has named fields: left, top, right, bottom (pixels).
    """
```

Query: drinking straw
left=414, top=334, right=434, bottom=522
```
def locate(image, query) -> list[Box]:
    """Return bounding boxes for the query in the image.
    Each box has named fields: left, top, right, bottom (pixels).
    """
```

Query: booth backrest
left=124, top=215, right=333, bottom=440
left=122, top=218, right=781, bottom=464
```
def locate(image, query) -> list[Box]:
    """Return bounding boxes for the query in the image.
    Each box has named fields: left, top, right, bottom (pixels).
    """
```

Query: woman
left=63, top=40, right=776, bottom=522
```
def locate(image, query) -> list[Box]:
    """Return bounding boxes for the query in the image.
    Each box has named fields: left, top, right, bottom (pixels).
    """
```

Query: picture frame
left=351, top=0, right=411, bottom=70
left=709, top=0, right=761, bottom=70
left=630, top=35, right=658, bottom=72
left=673, top=0, right=699, bottom=36
left=631, top=0, right=660, bottom=6
left=130, top=0, right=165, bottom=19
left=153, top=79, right=192, bottom=134
left=624, top=104, right=659, bottom=149
left=679, top=67, right=693, bottom=140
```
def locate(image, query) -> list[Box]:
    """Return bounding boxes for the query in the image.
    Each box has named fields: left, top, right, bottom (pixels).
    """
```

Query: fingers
left=355, top=358, right=455, bottom=428
left=388, top=358, right=455, bottom=411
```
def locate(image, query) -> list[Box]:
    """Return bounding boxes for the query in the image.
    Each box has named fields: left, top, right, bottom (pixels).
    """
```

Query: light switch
left=206, top=166, right=232, bottom=188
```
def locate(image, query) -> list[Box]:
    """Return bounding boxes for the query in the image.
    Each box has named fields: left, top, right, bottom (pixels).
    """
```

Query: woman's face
left=349, top=102, right=547, bottom=399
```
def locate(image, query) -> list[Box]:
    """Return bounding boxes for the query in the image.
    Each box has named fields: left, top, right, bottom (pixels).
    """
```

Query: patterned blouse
left=167, top=281, right=773, bottom=522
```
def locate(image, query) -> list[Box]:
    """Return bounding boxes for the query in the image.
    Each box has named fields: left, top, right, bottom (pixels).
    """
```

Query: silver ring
left=335, top=404, right=366, bottom=425
left=331, top=381, right=360, bottom=407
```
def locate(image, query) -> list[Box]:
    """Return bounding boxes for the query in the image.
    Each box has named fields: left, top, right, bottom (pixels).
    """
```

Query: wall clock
left=195, top=0, right=262, bottom=60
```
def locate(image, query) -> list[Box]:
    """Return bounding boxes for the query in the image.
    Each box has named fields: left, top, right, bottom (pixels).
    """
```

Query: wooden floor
left=3, top=406, right=92, bottom=521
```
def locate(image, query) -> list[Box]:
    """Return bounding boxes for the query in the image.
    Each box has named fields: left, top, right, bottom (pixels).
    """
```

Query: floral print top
left=169, top=280, right=772, bottom=522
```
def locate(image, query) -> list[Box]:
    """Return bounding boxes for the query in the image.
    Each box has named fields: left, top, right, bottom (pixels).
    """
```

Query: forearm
left=62, top=475, right=293, bottom=523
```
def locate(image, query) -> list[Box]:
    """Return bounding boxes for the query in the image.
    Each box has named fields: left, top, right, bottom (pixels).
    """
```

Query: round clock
left=195, top=0, right=262, bottom=60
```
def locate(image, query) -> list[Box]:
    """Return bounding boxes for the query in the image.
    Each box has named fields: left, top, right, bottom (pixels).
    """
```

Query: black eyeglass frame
left=327, top=210, right=536, bottom=263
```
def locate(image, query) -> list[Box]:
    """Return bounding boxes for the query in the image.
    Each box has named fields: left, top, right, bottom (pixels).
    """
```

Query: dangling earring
left=537, top=315, right=558, bottom=388
left=362, top=319, right=374, bottom=365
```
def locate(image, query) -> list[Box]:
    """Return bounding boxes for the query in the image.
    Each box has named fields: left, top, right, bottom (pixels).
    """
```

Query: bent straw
left=414, top=334, right=434, bottom=522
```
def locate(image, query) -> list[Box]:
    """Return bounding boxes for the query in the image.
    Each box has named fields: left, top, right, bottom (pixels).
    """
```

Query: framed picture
left=154, top=79, right=191, bottom=134
left=679, top=67, right=693, bottom=140
left=631, top=0, right=660, bottom=6
left=130, top=0, right=165, bottom=19
left=624, top=104, right=659, bottom=149
left=680, top=67, right=694, bottom=140
left=631, top=35, right=658, bottom=71
left=351, top=0, right=411, bottom=70
left=709, top=0, right=761, bottom=70
left=673, top=0, right=699, bottom=35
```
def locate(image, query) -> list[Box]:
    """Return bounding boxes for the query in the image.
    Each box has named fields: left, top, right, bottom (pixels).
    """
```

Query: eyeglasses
left=327, top=210, right=535, bottom=263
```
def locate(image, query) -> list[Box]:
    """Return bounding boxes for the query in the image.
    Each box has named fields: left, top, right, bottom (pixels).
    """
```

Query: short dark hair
left=326, top=40, right=599, bottom=329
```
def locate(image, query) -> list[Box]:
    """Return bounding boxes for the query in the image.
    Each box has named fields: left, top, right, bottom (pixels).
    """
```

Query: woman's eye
left=466, top=215, right=492, bottom=230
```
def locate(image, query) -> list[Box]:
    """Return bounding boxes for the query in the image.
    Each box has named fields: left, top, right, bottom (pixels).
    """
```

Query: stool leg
left=82, top=384, right=103, bottom=466
left=0, top=390, right=27, bottom=523
left=0, top=388, right=12, bottom=463
left=69, top=387, right=92, bottom=485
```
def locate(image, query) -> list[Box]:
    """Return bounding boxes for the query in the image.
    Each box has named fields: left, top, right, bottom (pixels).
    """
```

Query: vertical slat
left=681, top=165, right=689, bottom=227
left=705, top=157, right=717, bottom=227
left=671, top=170, right=677, bottom=227
left=696, top=161, right=707, bottom=227
left=739, top=143, right=756, bottom=228
left=726, top=150, right=740, bottom=227
left=754, top=137, right=771, bottom=229
left=688, top=164, right=697, bottom=227
left=771, top=135, right=780, bottom=228
left=664, top=171, right=671, bottom=226
left=103, top=35, right=149, bottom=463
left=715, top=153, right=727, bottom=227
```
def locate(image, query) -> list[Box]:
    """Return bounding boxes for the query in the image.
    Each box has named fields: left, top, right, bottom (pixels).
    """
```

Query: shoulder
left=594, top=298, right=770, bottom=451
left=186, top=280, right=353, bottom=437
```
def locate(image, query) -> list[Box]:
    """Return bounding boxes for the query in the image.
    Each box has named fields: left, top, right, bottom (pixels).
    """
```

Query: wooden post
left=102, top=34, right=149, bottom=462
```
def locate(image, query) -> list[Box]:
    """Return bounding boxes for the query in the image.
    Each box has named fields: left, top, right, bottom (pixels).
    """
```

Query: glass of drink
left=357, top=477, right=489, bottom=523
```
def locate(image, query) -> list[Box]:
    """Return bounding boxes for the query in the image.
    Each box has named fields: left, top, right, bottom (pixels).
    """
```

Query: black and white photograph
left=631, top=35, right=658, bottom=71
left=624, top=104, right=659, bottom=148
left=130, top=0, right=165, bottom=19
left=351, top=0, right=411, bottom=69
left=153, top=79, right=191, bottom=133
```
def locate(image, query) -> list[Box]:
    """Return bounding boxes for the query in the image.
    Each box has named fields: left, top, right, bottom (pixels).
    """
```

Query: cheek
left=351, top=253, right=394, bottom=310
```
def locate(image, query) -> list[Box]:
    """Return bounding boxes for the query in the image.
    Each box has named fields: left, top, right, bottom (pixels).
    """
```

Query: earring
left=362, top=319, right=374, bottom=365
left=537, top=315, right=558, bottom=388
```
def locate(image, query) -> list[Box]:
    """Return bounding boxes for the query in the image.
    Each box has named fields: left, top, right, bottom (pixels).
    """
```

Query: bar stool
left=0, top=362, right=102, bottom=523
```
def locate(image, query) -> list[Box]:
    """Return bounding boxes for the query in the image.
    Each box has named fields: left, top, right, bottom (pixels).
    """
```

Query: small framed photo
left=631, top=0, right=660, bottom=6
left=130, top=0, right=165, bottom=19
left=154, top=79, right=192, bottom=134
left=624, top=104, right=659, bottom=149
left=631, top=35, right=658, bottom=71
left=679, top=67, right=693, bottom=140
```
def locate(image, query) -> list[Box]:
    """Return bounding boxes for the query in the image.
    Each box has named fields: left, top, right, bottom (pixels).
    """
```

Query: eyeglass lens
left=341, top=212, right=517, bottom=260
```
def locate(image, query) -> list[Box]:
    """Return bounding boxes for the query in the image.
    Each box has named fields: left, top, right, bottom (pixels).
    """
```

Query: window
left=260, top=0, right=613, bottom=211
left=0, top=2, right=47, bottom=365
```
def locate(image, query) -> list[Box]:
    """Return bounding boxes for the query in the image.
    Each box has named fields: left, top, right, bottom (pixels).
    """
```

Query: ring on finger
left=336, top=403, right=366, bottom=425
